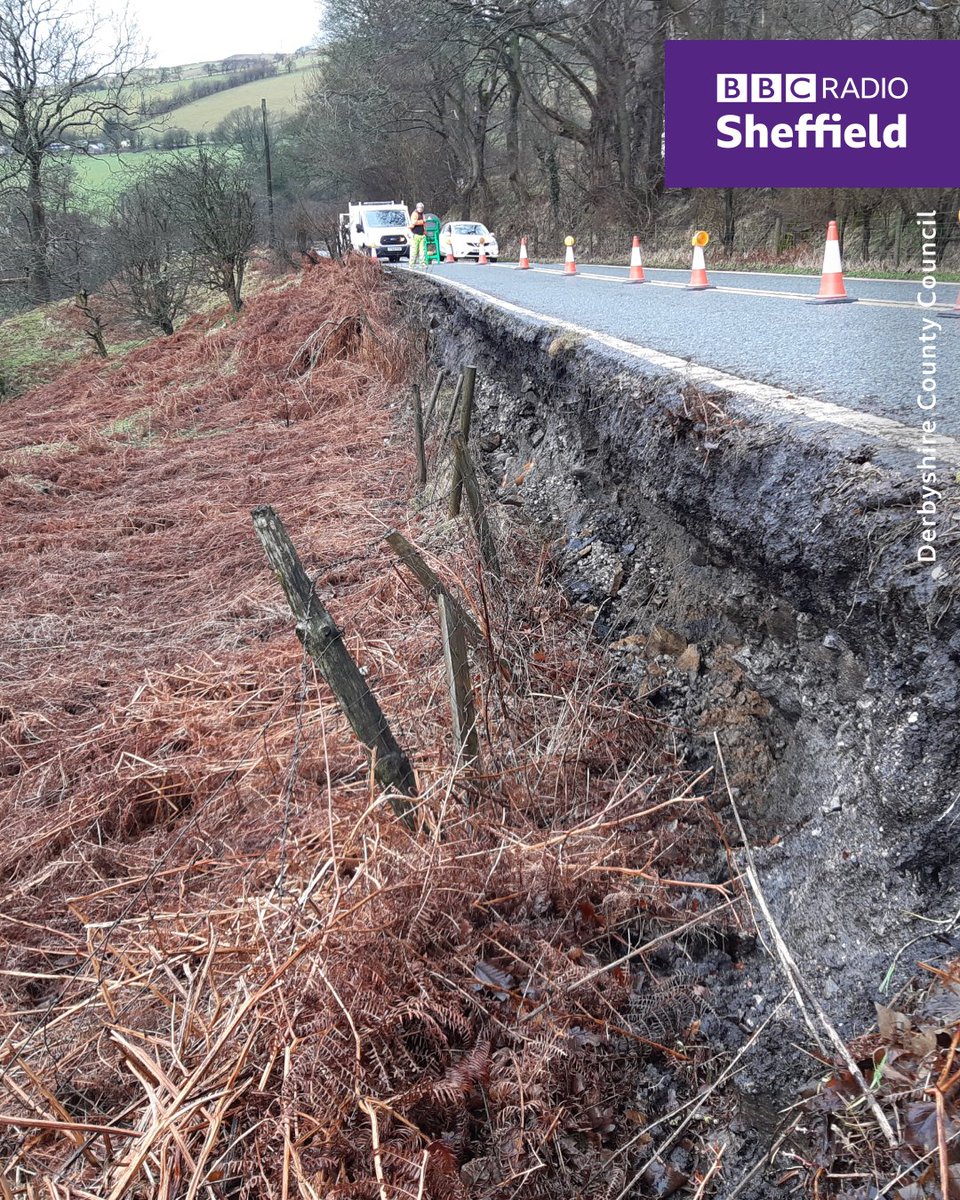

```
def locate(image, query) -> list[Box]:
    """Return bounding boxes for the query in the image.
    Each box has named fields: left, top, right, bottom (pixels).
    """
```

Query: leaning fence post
left=412, top=384, right=427, bottom=487
left=423, top=368, right=446, bottom=431
left=438, top=594, right=479, bottom=764
left=440, top=370, right=465, bottom=445
left=448, top=365, right=477, bottom=518
left=451, top=433, right=501, bottom=577
left=252, top=505, right=418, bottom=831
left=383, top=531, right=485, bottom=649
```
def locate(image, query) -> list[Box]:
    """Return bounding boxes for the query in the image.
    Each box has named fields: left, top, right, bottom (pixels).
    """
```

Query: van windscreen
left=365, top=209, right=408, bottom=227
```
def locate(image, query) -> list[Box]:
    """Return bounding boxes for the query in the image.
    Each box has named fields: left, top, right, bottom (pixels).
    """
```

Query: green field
left=71, top=148, right=199, bottom=210
left=15, top=51, right=315, bottom=213
left=131, top=71, right=226, bottom=106
left=72, top=70, right=248, bottom=126
left=75, top=54, right=314, bottom=135
left=155, top=66, right=312, bottom=133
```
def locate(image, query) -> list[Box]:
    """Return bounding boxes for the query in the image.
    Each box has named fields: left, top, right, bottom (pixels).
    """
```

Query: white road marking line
left=425, top=272, right=960, bottom=467
left=535, top=263, right=924, bottom=286
left=491, top=264, right=916, bottom=309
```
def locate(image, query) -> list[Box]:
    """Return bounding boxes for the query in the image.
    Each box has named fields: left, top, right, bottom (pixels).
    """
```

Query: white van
left=339, top=201, right=411, bottom=262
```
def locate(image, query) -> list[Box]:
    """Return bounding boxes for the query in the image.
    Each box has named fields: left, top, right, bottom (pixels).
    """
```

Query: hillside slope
left=156, top=65, right=312, bottom=132
left=0, top=259, right=738, bottom=1200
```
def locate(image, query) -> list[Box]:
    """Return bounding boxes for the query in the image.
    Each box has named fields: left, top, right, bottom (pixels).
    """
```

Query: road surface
left=413, top=261, right=958, bottom=431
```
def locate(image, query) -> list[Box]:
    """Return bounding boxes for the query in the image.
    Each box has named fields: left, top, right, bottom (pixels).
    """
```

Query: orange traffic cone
left=944, top=287, right=960, bottom=318
left=627, top=236, right=645, bottom=283
left=687, top=242, right=711, bottom=290
left=369, top=246, right=379, bottom=264
left=563, top=237, right=577, bottom=275
left=811, top=220, right=853, bottom=303
left=444, top=245, right=455, bottom=263
left=478, top=241, right=489, bottom=265
left=517, top=237, right=531, bottom=270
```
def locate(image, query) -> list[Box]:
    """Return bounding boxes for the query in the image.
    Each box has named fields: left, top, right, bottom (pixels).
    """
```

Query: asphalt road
left=416, top=260, right=959, bottom=430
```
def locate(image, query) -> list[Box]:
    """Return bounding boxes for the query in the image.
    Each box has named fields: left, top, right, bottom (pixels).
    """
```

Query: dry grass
left=776, top=955, right=960, bottom=1200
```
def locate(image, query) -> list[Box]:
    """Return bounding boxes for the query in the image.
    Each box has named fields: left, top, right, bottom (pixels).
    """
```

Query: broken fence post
left=451, top=433, right=501, bottom=577
left=251, top=505, right=418, bottom=831
left=423, top=368, right=446, bottom=431
left=411, top=384, right=427, bottom=487
left=440, top=370, right=465, bottom=445
left=438, top=594, right=479, bottom=764
left=383, top=531, right=485, bottom=649
left=448, top=364, right=477, bottom=518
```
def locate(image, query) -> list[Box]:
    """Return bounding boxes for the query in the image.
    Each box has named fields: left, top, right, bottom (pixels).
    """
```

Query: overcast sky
left=126, top=0, right=321, bottom=67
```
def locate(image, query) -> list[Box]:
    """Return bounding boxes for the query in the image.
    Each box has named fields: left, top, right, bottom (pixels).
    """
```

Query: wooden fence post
left=252, top=505, right=418, bottom=831
left=448, top=365, right=477, bottom=518
left=451, top=434, right=501, bottom=577
left=440, top=371, right=465, bottom=444
left=423, top=368, right=446, bottom=431
left=438, top=594, right=479, bottom=764
left=412, top=384, right=427, bottom=487
left=383, top=531, right=484, bottom=649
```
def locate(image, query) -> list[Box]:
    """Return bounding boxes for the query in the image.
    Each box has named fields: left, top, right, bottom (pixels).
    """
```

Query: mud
left=402, top=273, right=960, bottom=1194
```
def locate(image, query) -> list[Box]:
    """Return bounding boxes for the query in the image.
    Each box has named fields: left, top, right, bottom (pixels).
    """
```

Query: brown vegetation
left=0, top=258, right=739, bottom=1199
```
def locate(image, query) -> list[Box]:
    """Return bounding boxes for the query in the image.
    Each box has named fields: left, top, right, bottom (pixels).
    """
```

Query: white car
left=439, top=221, right=499, bottom=261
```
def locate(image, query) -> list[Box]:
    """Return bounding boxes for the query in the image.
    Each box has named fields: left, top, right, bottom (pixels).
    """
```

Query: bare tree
left=51, top=207, right=113, bottom=355
left=109, top=178, right=196, bottom=335
left=856, top=0, right=960, bottom=37
left=214, top=106, right=266, bottom=164
left=0, top=0, right=144, bottom=303
left=161, top=149, right=257, bottom=312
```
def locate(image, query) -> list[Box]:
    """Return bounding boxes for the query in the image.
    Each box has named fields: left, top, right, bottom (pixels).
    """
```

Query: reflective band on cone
left=627, top=236, right=645, bottom=283
left=810, top=220, right=855, bottom=304
left=517, top=238, right=531, bottom=270
left=563, top=244, right=577, bottom=275
left=687, top=244, right=711, bottom=290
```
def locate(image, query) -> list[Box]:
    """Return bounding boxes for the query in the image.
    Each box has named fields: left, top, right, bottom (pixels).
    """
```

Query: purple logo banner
left=664, top=40, right=960, bottom=187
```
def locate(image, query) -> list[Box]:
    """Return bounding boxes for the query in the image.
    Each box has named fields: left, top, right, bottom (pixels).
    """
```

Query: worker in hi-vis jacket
left=409, top=202, right=427, bottom=267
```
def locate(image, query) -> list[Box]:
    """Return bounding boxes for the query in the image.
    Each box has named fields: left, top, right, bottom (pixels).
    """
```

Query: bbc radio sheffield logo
left=716, top=73, right=906, bottom=150
left=664, top=40, right=960, bottom=187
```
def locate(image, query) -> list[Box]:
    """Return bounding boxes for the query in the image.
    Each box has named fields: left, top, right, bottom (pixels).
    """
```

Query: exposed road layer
left=413, top=261, right=958, bottom=429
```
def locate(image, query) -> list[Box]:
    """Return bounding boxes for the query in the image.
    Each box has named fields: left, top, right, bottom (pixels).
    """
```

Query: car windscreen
left=453, top=223, right=487, bottom=235
left=365, top=209, right=408, bottom=227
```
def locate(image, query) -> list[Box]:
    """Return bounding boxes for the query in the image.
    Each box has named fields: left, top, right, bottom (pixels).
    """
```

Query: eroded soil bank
left=403, top=271, right=960, bottom=1186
